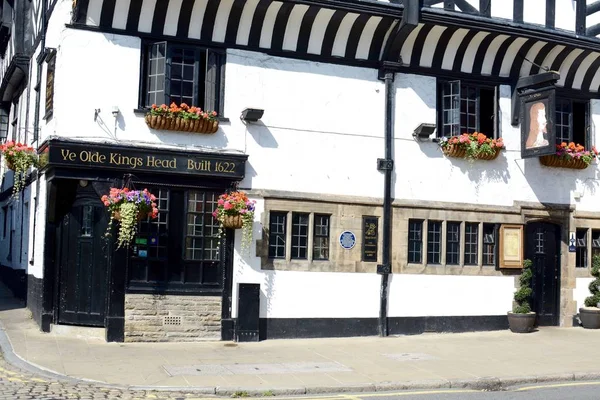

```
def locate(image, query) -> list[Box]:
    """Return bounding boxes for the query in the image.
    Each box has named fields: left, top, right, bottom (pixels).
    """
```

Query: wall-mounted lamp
left=111, top=106, right=120, bottom=117
left=412, top=123, right=436, bottom=141
left=94, top=108, right=101, bottom=122
left=240, top=108, right=264, bottom=122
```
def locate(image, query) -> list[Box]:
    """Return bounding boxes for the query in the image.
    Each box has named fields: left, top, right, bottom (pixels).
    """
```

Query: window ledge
left=133, top=108, right=230, bottom=123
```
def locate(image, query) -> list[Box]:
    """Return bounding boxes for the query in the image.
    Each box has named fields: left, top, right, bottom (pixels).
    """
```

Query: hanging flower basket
left=101, top=188, right=159, bottom=249
left=213, top=191, right=256, bottom=251
left=0, top=141, right=39, bottom=197
left=222, top=215, right=244, bottom=229
left=112, top=210, right=149, bottom=221
left=539, top=142, right=598, bottom=170
left=145, top=103, right=219, bottom=134
left=439, top=133, right=504, bottom=161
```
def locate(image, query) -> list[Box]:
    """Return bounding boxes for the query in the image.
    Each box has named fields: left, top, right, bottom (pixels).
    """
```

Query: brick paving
left=0, top=354, right=209, bottom=400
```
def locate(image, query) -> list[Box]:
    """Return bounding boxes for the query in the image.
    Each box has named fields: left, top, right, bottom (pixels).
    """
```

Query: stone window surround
left=252, top=190, right=594, bottom=327
left=254, top=191, right=593, bottom=276
left=257, top=198, right=383, bottom=273
left=407, top=219, right=496, bottom=269
left=570, top=220, right=600, bottom=278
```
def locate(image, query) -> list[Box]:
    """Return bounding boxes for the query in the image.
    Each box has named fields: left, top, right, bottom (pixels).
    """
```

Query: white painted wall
left=388, top=274, right=515, bottom=316
left=575, top=277, right=595, bottom=310
left=523, top=0, right=546, bottom=26
left=393, top=76, right=600, bottom=209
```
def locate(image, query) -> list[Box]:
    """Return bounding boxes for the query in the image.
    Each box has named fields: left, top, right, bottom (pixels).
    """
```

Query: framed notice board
left=499, top=225, right=524, bottom=269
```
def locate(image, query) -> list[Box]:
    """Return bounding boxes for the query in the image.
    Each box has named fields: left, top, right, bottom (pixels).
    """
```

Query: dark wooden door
left=57, top=186, right=109, bottom=327
left=525, top=222, right=560, bottom=326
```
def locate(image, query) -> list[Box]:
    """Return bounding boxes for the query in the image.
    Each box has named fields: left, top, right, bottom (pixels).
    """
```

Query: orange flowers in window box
left=539, top=142, right=598, bottom=170
left=145, top=103, right=219, bottom=134
left=439, top=132, right=504, bottom=161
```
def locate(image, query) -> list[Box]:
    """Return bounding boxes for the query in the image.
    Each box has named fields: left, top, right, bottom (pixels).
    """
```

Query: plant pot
left=507, top=312, right=536, bottom=333
left=145, top=114, right=219, bottom=134
left=579, top=307, right=600, bottom=329
left=442, top=145, right=500, bottom=160
left=539, top=155, right=589, bottom=170
left=442, top=145, right=466, bottom=158
left=222, top=215, right=243, bottom=229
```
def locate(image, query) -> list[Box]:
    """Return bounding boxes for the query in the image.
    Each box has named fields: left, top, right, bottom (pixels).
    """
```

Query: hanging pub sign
left=44, top=48, right=57, bottom=120
left=517, top=72, right=560, bottom=159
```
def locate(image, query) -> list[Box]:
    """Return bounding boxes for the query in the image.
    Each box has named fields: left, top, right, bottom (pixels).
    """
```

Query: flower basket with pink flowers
left=539, top=142, right=598, bottom=170
left=101, top=188, right=159, bottom=249
left=213, top=191, right=256, bottom=251
left=145, top=102, right=219, bottom=133
left=0, top=141, right=39, bottom=197
left=439, top=132, right=504, bottom=161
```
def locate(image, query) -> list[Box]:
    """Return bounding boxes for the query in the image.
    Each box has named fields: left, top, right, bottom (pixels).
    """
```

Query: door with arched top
left=56, top=184, right=110, bottom=326
left=525, top=222, right=561, bottom=326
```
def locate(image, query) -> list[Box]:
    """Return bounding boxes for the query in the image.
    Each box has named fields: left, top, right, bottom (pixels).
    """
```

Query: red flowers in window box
left=439, top=132, right=504, bottom=161
left=145, top=103, right=219, bottom=134
left=539, top=142, right=598, bottom=170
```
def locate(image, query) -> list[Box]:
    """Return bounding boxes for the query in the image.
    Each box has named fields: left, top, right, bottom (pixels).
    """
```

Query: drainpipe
left=375, top=0, right=419, bottom=338
left=377, top=63, right=399, bottom=337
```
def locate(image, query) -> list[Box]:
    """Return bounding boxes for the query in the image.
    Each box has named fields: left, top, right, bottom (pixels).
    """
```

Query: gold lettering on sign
left=187, top=159, right=211, bottom=171
left=79, top=150, right=106, bottom=164
left=110, top=153, right=143, bottom=168
left=61, top=149, right=76, bottom=161
left=146, top=156, right=177, bottom=169
left=214, top=161, right=236, bottom=173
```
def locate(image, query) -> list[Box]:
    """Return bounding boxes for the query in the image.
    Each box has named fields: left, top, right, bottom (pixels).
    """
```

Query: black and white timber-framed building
left=0, top=0, right=598, bottom=341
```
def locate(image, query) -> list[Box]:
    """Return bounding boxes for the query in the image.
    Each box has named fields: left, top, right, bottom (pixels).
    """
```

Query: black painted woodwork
left=42, top=139, right=246, bottom=181
left=56, top=184, right=109, bottom=327
left=221, top=228, right=235, bottom=341
left=41, top=179, right=58, bottom=332
left=257, top=315, right=509, bottom=340
left=236, top=283, right=260, bottom=342
left=525, top=222, right=560, bottom=327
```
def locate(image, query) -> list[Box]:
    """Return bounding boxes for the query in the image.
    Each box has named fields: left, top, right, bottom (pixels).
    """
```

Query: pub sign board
left=42, top=141, right=247, bottom=180
left=518, top=72, right=559, bottom=159
left=44, top=49, right=56, bottom=120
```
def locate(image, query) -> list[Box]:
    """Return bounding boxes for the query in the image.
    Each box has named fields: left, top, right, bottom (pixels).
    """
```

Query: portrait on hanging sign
left=525, top=101, right=549, bottom=149
left=520, top=88, right=556, bottom=159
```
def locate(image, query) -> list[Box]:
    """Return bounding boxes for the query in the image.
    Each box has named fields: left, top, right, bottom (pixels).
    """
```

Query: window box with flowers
left=0, top=141, right=39, bottom=197
left=145, top=103, right=219, bottom=134
left=539, top=142, right=598, bottom=170
left=213, top=191, right=256, bottom=251
left=439, top=133, right=504, bottom=161
left=101, top=188, right=159, bottom=249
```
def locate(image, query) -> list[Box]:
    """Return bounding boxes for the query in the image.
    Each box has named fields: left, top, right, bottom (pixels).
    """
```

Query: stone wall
left=124, top=294, right=221, bottom=342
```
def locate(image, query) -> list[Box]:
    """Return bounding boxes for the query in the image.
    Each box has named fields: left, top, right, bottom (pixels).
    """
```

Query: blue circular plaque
left=339, top=231, right=356, bottom=250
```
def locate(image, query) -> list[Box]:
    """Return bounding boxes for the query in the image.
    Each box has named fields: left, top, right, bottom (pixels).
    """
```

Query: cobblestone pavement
left=0, top=354, right=212, bottom=400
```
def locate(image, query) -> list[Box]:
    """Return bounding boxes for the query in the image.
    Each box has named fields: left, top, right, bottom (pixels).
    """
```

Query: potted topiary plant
left=508, top=259, right=536, bottom=333
left=579, top=254, right=600, bottom=329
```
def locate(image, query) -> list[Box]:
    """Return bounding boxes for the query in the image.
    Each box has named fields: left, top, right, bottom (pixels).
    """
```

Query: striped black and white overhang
left=72, top=0, right=600, bottom=95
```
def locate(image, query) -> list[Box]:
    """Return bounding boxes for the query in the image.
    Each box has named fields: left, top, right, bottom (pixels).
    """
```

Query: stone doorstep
left=50, top=324, right=105, bottom=341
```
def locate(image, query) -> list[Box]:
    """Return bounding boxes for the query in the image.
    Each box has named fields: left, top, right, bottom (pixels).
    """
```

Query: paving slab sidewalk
left=0, top=285, right=599, bottom=395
